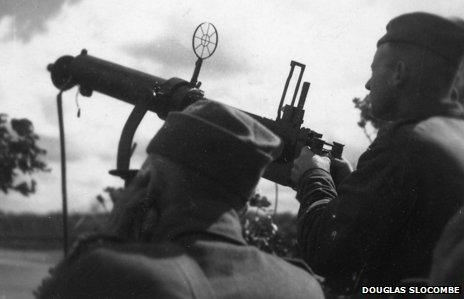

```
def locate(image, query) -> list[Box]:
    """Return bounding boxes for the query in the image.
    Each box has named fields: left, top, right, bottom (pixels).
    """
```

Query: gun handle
left=331, top=142, right=344, bottom=159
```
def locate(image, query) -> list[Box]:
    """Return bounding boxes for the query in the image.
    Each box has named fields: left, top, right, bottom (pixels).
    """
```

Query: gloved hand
left=290, top=146, right=331, bottom=186
left=330, top=157, right=353, bottom=187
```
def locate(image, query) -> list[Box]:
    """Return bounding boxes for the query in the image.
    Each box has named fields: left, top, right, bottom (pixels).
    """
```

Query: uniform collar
left=153, top=199, right=247, bottom=246
left=379, top=101, right=464, bottom=135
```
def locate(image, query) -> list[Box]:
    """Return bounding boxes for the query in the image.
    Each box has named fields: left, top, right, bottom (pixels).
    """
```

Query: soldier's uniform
left=295, top=13, right=464, bottom=292
left=36, top=101, right=325, bottom=298
left=37, top=200, right=323, bottom=298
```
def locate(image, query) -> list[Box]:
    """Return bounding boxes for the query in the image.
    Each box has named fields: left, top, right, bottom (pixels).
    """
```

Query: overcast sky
left=1, top=0, right=463, bottom=214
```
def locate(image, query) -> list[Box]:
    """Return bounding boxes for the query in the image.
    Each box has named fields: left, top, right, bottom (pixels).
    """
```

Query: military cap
left=377, top=12, right=464, bottom=65
left=147, top=100, right=282, bottom=200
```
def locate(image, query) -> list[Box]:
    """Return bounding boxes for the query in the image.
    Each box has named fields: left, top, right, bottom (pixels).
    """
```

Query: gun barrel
left=48, top=49, right=167, bottom=111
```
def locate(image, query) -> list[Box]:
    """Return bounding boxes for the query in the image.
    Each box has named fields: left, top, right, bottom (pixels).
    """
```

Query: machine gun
left=48, top=23, right=344, bottom=187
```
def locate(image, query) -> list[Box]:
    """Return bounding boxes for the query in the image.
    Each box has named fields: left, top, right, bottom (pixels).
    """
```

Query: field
left=0, top=249, right=61, bottom=299
left=0, top=212, right=108, bottom=250
left=0, top=212, right=106, bottom=298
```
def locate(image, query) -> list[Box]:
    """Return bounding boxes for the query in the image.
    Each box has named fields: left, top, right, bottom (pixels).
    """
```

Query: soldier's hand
left=291, top=147, right=331, bottom=186
left=330, top=157, right=353, bottom=187
left=106, top=158, right=153, bottom=240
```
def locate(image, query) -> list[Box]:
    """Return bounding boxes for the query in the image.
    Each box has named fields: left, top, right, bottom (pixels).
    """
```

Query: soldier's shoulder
left=267, top=254, right=325, bottom=298
left=376, top=118, right=434, bottom=147
left=253, top=248, right=312, bottom=276
left=78, top=242, right=185, bottom=272
left=36, top=241, right=197, bottom=299
left=388, top=116, right=464, bottom=153
left=388, top=116, right=464, bottom=138
left=283, top=257, right=327, bottom=282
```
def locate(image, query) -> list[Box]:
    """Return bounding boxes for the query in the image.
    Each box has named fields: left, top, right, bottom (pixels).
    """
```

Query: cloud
left=37, top=128, right=124, bottom=166
left=123, top=35, right=250, bottom=76
left=123, top=38, right=191, bottom=69
left=0, top=0, right=82, bottom=42
left=37, top=134, right=81, bottom=163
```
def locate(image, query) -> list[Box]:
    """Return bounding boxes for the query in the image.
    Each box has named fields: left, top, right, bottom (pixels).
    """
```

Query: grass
left=0, top=212, right=108, bottom=250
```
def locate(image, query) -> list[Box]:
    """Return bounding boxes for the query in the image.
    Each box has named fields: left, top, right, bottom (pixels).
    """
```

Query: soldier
left=428, top=57, right=464, bottom=295
left=291, top=12, right=464, bottom=293
left=36, top=101, right=324, bottom=298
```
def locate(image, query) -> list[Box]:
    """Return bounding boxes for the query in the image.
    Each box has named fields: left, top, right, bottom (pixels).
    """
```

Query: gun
left=47, top=25, right=343, bottom=187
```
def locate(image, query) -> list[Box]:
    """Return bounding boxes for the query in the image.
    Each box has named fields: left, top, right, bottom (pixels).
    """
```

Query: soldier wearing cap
left=291, top=12, right=464, bottom=293
left=36, top=101, right=324, bottom=298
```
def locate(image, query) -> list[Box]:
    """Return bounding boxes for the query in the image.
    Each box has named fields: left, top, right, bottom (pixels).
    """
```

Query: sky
left=1, top=0, right=463, bottom=214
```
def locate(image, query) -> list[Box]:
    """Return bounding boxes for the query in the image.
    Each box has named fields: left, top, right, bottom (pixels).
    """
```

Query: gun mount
left=47, top=24, right=343, bottom=187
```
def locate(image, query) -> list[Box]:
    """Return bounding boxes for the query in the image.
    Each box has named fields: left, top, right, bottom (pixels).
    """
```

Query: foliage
left=0, top=114, right=48, bottom=196
left=352, top=96, right=387, bottom=143
left=242, top=193, right=299, bottom=258
left=93, top=186, right=122, bottom=212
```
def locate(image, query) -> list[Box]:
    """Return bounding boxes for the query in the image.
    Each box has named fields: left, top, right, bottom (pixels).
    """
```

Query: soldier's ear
left=449, top=87, right=459, bottom=103
left=451, top=65, right=464, bottom=106
left=454, top=58, right=464, bottom=105
left=392, top=60, right=407, bottom=88
left=147, top=165, right=164, bottom=201
left=449, top=68, right=464, bottom=106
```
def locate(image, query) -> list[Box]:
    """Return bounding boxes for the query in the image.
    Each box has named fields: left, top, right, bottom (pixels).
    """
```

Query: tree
left=352, top=95, right=388, bottom=143
left=0, top=113, right=48, bottom=196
